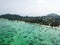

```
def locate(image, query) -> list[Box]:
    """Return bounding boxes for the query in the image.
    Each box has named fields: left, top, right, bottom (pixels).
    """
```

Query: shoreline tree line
left=0, top=13, right=60, bottom=27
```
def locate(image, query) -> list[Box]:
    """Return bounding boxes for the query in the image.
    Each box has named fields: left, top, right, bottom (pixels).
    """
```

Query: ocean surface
left=0, top=18, right=60, bottom=45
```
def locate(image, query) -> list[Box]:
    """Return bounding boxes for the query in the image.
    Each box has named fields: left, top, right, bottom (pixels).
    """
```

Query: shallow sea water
left=0, top=18, right=60, bottom=45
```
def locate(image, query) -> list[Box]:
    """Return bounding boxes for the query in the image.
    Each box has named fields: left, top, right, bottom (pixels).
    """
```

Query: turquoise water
left=0, top=18, right=60, bottom=45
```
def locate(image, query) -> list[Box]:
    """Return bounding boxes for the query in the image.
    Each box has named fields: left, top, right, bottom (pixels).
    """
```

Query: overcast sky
left=0, top=0, right=60, bottom=16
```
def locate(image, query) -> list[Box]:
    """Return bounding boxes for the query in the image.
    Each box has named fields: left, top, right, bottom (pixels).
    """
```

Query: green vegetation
left=0, top=18, right=60, bottom=45
left=0, top=13, right=60, bottom=26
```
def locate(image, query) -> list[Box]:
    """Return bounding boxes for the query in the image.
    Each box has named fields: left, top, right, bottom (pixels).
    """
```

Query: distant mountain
left=0, top=13, right=60, bottom=26
left=46, top=13, right=60, bottom=19
left=0, top=14, right=23, bottom=20
left=47, top=13, right=59, bottom=17
left=41, top=13, right=60, bottom=20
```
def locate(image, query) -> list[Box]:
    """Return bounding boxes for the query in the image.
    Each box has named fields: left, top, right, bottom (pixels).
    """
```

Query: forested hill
left=0, top=13, right=60, bottom=26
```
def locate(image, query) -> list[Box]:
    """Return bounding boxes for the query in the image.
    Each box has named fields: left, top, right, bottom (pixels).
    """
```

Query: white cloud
left=0, top=0, right=60, bottom=16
